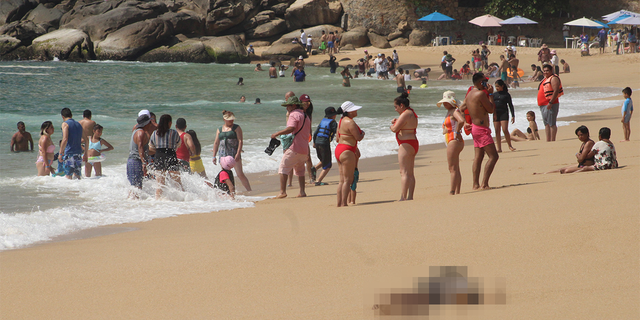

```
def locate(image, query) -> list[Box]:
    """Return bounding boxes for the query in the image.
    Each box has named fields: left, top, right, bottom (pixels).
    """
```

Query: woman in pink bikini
left=36, top=121, right=55, bottom=176
left=390, top=93, right=418, bottom=201
left=335, top=101, right=365, bottom=207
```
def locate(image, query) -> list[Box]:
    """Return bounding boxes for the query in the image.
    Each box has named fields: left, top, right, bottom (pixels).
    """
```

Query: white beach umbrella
left=500, top=15, right=538, bottom=25
left=614, top=16, right=640, bottom=25
left=564, top=17, right=604, bottom=33
left=603, top=10, right=640, bottom=22
left=469, top=14, right=504, bottom=27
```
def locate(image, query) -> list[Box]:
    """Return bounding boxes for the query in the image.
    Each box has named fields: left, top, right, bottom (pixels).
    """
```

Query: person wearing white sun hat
left=335, top=101, right=365, bottom=207
left=438, top=90, right=465, bottom=195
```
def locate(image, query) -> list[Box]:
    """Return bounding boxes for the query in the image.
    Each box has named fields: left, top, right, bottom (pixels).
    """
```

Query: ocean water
left=0, top=60, right=623, bottom=250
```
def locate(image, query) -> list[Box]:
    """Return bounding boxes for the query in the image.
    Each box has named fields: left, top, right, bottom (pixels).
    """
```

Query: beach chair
left=487, top=35, right=497, bottom=45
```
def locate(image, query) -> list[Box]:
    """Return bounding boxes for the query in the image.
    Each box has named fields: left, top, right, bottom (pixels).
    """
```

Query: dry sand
left=1, top=45, right=639, bottom=319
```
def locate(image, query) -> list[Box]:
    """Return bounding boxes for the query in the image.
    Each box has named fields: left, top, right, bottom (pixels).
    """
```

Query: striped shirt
left=149, top=129, right=180, bottom=150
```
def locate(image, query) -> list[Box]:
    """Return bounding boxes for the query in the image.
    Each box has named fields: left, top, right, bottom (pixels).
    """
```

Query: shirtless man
left=268, top=62, right=277, bottom=79
left=326, top=31, right=336, bottom=55
left=11, top=121, right=33, bottom=152
left=396, top=67, right=406, bottom=93
left=78, top=109, right=96, bottom=146
left=508, top=54, right=520, bottom=80
left=459, top=73, right=499, bottom=190
left=498, top=55, right=510, bottom=82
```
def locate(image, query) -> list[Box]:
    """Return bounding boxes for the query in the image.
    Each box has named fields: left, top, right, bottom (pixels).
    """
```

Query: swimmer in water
left=84, top=124, right=114, bottom=177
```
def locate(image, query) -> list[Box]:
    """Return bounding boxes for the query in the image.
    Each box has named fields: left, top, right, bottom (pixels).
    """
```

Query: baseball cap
left=299, top=94, right=311, bottom=102
left=138, top=109, right=150, bottom=117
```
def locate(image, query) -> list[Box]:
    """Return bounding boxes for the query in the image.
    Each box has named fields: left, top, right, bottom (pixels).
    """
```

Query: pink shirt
left=287, top=109, right=311, bottom=154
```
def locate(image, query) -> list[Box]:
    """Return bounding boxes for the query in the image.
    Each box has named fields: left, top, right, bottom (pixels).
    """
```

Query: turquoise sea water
left=0, top=60, right=622, bottom=250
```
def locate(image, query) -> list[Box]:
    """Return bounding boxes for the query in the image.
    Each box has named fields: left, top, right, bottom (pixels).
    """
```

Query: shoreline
left=2, top=103, right=637, bottom=319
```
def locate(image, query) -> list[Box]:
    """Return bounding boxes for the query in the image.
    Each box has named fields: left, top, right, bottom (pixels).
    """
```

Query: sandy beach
left=1, top=44, right=639, bottom=319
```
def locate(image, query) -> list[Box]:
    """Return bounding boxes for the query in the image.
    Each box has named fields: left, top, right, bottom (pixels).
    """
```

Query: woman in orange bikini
left=389, top=93, right=418, bottom=201
left=438, top=91, right=465, bottom=195
left=335, top=101, right=365, bottom=207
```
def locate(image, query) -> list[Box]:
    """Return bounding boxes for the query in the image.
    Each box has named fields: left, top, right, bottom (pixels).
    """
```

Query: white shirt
left=300, top=32, right=306, bottom=44
left=505, top=45, right=517, bottom=55
left=404, top=74, right=411, bottom=81
left=550, top=55, right=559, bottom=66
left=307, top=37, right=313, bottom=46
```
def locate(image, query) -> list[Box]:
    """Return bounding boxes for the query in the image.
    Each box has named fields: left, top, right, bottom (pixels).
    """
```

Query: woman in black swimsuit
left=534, top=125, right=595, bottom=174
left=493, top=79, right=516, bottom=152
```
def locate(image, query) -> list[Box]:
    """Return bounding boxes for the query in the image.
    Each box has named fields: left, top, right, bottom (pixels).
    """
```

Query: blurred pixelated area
left=372, top=266, right=506, bottom=317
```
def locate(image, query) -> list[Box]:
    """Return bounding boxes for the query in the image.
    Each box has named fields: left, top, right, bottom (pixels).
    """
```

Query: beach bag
left=279, top=115, right=306, bottom=150
left=319, top=42, right=327, bottom=50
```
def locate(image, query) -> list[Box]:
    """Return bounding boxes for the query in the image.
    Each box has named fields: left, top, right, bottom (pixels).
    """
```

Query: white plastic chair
left=487, top=35, right=497, bottom=45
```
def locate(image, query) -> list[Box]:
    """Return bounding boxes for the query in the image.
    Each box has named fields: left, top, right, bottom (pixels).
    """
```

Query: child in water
left=341, top=67, right=353, bottom=87
left=237, top=77, right=244, bottom=85
left=84, top=124, right=114, bottom=177
left=215, top=156, right=236, bottom=199
left=52, top=140, right=65, bottom=176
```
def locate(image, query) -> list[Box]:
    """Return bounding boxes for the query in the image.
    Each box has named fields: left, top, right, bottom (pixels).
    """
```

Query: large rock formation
left=24, top=4, right=65, bottom=32
left=200, top=34, right=250, bottom=63
left=77, top=1, right=168, bottom=41
left=0, top=20, right=46, bottom=45
left=138, top=38, right=213, bottom=62
left=408, top=29, right=430, bottom=46
left=284, top=0, right=342, bottom=30
left=0, top=35, right=21, bottom=55
left=245, top=18, right=286, bottom=39
left=340, top=0, right=417, bottom=35
left=0, top=0, right=38, bottom=25
left=96, top=18, right=173, bottom=60
left=59, top=1, right=124, bottom=28
left=367, top=31, right=390, bottom=49
left=261, top=42, right=306, bottom=60
left=338, top=26, right=368, bottom=47
left=31, top=28, right=94, bottom=61
left=158, top=10, right=204, bottom=36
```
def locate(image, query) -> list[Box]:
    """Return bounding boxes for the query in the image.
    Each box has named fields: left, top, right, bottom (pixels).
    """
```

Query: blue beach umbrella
left=418, top=11, right=455, bottom=35
left=588, top=20, right=610, bottom=29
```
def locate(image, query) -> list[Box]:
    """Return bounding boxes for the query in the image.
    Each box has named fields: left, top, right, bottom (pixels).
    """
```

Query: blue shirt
left=598, top=29, right=606, bottom=41
left=64, top=119, right=83, bottom=155
left=294, top=69, right=305, bottom=82
left=622, top=98, right=634, bottom=115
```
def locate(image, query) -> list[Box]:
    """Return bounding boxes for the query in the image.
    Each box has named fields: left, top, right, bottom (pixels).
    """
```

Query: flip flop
left=315, top=182, right=327, bottom=186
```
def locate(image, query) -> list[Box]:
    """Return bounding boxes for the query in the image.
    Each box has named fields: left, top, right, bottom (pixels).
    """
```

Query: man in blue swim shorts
left=59, top=108, right=84, bottom=179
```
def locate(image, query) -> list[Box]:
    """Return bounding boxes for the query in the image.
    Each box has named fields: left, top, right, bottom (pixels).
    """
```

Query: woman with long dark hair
left=335, top=101, right=365, bottom=207
left=390, top=93, right=418, bottom=200
left=36, top=121, right=54, bottom=176
left=493, top=79, right=515, bottom=152
left=149, top=114, right=183, bottom=198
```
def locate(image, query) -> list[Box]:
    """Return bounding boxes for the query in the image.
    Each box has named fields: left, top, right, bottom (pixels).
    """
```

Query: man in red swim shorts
left=460, top=72, right=499, bottom=190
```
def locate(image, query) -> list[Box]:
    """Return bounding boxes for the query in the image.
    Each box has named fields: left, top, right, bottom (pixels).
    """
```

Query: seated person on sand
left=506, top=111, right=540, bottom=142
left=534, top=125, right=595, bottom=174
left=413, top=68, right=430, bottom=80
left=528, top=65, right=544, bottom=82
left=574, top=127, right=618, bottom=173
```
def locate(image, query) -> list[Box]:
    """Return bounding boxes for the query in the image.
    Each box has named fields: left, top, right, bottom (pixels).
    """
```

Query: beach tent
left=469, top=14, right=503, bottom=27
left=418, top=11, right=455, bottom=34
left=603, top=10, right=640, bottom=22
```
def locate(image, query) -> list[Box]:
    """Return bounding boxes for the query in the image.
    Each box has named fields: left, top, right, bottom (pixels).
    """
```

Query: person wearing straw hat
left=459, top=73, right=499, bottom=190
left=335, top=101, right=365, bottom=207
left=438, top=91, right=465, bottom=195
left=213, top=110, right=252, bottom=191
left=271, top=96, right=311, bottom=198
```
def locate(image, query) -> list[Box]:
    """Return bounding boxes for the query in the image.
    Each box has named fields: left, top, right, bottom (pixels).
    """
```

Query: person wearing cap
left=247, top=44, right=255, bottom=55
left=549, top=50, right=559, bottom=75
left=312, top=107, right=338, bottom=186
left=459, top=73, right=499, bottom=190
left=271, top=96, right=311, bottom=198
left=335, top=101, right=365, bottom=207
left=127, top=114, right=154, bottom=197
left=213, top=110, right=251, bottom=191
left=390, top=93, right=419, bottom=200
left=438, top=91, right=465, bottom=195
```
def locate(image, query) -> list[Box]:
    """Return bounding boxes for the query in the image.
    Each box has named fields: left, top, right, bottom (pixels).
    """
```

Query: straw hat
left=550, top=49, right=557, bottom=54
left=437, top=91, right=459, bottom=108
left=222, top=110, right=235, bottom=121
left=541, top=43, right=548, bottom=49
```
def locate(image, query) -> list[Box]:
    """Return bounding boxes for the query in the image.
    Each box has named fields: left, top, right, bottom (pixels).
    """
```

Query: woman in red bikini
left=335, top=101, right=365, bottom=207
left=390, top=93, right=418, bottom=201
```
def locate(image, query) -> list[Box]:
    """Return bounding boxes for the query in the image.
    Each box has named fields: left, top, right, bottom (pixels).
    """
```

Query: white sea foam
left=0, top=165, right=265, bottom=250
left=0, top=65, right=56, bottom=69
left=0, top=72, right=49, bottom=76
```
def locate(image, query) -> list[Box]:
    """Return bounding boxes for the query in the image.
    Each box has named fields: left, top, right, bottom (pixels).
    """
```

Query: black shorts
left=493, top=109, right=510, bottom=122
left=154, top=148, right=180, bottom=171
left=315, top=143, right=332, bottom=169
left=397, top=86, right=405, bottom=93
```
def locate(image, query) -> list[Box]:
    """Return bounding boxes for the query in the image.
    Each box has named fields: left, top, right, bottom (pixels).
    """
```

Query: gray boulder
left=339, top=26, right=368, bottom=48
left=138, top=38, right=213, bottom=63
left=341, top=0, right=417, bottom=35
left=270, top=3, right=288, bottom=16
left=245, top=18, right=286, bottom=39
left=386, top=30, right=403, bottom=41
left=367, top=31, right=390, bottom=49
left=273, top=24, right=342, bottom=47
left=340, top=43, right=354, bottom=50
left=24, top=4, right=64, bottom=31
left=158, top=10, right=204, bottom=36
left=284, top=0, right=342, bottom=30
left=59, top=0, right=124, bottom=28
left=408, top=29, right=430, bottom=46
left=0, top=0, right=38, bottom=25
left=247, top=40, right=271, bottom=47
left=95, top=18, right=173, bottom=60
left=205, top=2, right=245, bottom=35
left=200, top=34, right=249, bottom=63
left=0, top=20, right=46, bottom=45
left=261, top=42, right=306, bottom=60
left=78, top=1, right=168, bottom=41
left=389, top=37, right=408, bottom=47
left=0, top=35, right=21, bottom=55
left=31, top=28, right=94, bottom=61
